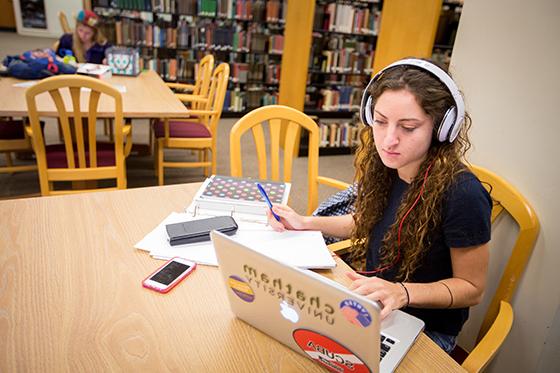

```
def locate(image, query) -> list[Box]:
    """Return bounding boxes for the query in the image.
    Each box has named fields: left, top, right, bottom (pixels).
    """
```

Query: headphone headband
left=360, top=58, right=465, bottom=142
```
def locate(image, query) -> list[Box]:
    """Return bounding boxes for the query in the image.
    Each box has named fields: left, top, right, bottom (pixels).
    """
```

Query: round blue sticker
left=339, top=299, right=372, bottom=327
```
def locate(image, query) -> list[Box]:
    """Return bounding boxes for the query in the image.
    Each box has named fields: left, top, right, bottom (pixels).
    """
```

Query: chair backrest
left=194, top=54, right=215, bottom=99
left=198, top=62, right=230, bottom=135
left=25, top=75, right=126, bottom=196
left=58, top=11, right=72, bottom=34
left=470, top=165, right=539, bottom=341
left=230, top=105, right=349, bottom=214
left=458, top=165, right=539, bottom=371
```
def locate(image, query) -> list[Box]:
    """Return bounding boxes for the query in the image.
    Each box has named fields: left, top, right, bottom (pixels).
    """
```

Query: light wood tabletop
left=0, top=184, right=465, bottom=372
left=0, top=70, right=189, bottom=118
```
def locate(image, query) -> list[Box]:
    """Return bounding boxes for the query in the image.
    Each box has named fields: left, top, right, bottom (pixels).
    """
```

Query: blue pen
left=256, top=183, right=281, bottom=222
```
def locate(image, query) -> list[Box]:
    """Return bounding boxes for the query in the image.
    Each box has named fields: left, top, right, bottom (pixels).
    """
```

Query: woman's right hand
left=266, top=205, right=308, bottom=232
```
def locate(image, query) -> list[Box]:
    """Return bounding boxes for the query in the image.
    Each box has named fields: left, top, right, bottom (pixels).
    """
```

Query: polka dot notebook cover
left=190, top=175, right=291, bottom=219
left=200, top=175, right=287, bottom=204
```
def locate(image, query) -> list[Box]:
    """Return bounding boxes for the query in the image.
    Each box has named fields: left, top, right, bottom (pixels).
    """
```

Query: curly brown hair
left=350, top=63, right=472, bottom=281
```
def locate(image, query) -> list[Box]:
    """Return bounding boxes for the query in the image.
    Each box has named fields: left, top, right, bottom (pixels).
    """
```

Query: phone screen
left=150, top=261, right=191, bottom=285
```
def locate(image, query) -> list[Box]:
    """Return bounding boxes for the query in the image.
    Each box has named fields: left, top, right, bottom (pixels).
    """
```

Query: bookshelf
left=298, top=0, right=463, bottom=156
left=432, top=0, right=463, bottom=68
left=297, top=0, right=381, bottom=156
left=92, top=0, right=287, bottom=114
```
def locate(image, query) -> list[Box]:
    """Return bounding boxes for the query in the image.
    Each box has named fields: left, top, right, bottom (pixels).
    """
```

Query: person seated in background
left=266, top=58, right=492, bottom=354
left=55, top=10, right=111, bottom=64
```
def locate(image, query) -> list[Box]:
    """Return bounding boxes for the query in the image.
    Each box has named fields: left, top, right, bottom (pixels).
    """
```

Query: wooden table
left=0, top=70, right=189, bottom=119
left=0, top=184, right=465, bottom=372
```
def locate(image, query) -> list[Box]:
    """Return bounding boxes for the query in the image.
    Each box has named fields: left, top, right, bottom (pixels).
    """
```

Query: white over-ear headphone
left=359, top=58, right=465, bottom=143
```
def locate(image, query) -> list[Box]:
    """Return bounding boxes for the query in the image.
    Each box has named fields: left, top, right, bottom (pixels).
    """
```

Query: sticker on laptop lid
left=227, top=275, right=255, bottom=302
left=340, top=299, right=372, bottom=327
left=293, top=329, right=371, bottom=373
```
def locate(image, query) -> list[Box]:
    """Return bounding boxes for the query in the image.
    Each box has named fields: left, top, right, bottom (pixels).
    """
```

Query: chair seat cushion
left=0, top=120, right=25, bottom=139
left=153, top=120, right=211, bottom=139
left=46, top=143, right=116, bottom=168
left=0, top=120, right=45, bottom=140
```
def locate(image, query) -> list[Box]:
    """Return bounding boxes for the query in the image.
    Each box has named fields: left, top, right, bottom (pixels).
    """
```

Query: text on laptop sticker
left=242, top=264, right=335, bottom=325
left=293, top=329, right=371, bottom=373
left=340, top=299, right=372, bottom=327
left=228, top=275, right=255, bottom=302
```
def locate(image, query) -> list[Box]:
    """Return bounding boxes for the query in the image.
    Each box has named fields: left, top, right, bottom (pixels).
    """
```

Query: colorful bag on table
left=106, top=47, right=140, bottom=76
left=2, top=49, right=77, bottom=79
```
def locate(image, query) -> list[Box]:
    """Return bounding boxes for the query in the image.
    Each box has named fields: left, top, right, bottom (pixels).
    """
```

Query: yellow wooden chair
left=25, top=75, right=132, bottom=196
left=326, top=164, right=539, bottom=371
left=166, top=54, right=214, bottom=110
left=58, top=11, right=72, bottom=34
left=154, top=62, right=229, bottom=185
left=229, top=105, right=350, bottom=215
left=0, top=118, right=37, bottom=174
left=453, top=164, right=539, bottom=372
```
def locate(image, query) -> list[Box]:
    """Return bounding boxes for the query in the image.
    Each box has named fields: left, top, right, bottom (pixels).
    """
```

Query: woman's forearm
left=403, top=277, right=484, bottom=309
left=301, top=214, right=354, bottom=239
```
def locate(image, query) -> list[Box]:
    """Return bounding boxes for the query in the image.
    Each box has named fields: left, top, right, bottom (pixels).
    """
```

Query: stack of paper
left=135, top=212, right=336, bottom=269
left=77, top=63, right=112, bottom=79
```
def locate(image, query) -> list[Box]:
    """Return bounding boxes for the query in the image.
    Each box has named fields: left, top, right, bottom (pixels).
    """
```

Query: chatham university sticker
left=227, top=275, right=255, bottom=302
left=293, top=329, right=371, bottom=373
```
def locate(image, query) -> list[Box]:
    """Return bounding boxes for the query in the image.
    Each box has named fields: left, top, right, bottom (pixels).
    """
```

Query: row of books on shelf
left=318, top=121, right=361, bottom=148
left=318, top=49, right=375, bottom=74
left=138, top=53, right=281, bottom=83
left=316, top=87, right=363, bottom=112
left=308, top=73, right=367, bottom=87
left=225, top=89, right=278, bottom=112
left=100, top=17, right=283, bottom=54
left=214, top=0, right=286, bottom=22
left=314, top=2, right=381, bottom=36
left=231, top=62, right=280, bottom=84
left=315, top=36, right=375, bottom=55
left=97, top=0, right=286, bottom=21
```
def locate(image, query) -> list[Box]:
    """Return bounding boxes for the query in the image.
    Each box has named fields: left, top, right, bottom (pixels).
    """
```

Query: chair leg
left=203, top=149, right=210, bottom=177
left=211, top=149, right=216, bottom=176
left=154, top=139, right=159, bottom=178
left=104, top=119, right=114, bottom=142
left=148, top=119, right=154, bottom=155
left=57, top=120, right=64, bottom=142
left=157, top=139, right=164, bottom=186
left=5, top=152, right=13, bottom=167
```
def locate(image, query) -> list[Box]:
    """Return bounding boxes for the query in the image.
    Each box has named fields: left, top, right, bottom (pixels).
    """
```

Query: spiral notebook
left=186, top=175, right=291, bottom=224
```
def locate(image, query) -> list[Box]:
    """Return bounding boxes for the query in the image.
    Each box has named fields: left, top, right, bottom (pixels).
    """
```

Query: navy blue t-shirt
left=366, top=170, right=492, bottom=335
left=56, top=34, right=111, bottom=64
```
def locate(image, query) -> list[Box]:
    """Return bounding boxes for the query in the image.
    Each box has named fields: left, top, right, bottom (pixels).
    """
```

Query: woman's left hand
left=346, top=272, right=408, bottom=319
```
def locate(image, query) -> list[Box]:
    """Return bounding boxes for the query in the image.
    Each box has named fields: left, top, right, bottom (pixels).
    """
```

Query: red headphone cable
left=357, top=160, right=435, bottom=275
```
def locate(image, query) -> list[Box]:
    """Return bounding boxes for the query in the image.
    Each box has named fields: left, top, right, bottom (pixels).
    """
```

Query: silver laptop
left=211, top=231, right=425, bottom=373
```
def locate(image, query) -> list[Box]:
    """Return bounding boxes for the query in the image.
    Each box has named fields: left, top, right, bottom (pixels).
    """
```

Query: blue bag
left=2, top=49, right=77, bottom=80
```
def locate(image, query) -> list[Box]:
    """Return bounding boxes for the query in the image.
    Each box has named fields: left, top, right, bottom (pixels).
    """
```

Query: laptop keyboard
left=380, top=333, right=398, bottom=360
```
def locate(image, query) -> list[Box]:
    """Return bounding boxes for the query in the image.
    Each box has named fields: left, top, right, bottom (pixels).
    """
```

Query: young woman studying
left=266, top=58, right=492, bottom=353
left=55, top=10, right=111, bottom=64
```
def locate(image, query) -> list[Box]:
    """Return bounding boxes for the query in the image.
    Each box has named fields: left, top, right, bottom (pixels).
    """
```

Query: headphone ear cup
left=437, top=106, right=457, bottom=142
left=364, top=96, right=374, bottom=126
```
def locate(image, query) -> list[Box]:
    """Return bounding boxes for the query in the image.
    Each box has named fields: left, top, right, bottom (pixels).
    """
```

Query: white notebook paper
left=135, top=212, right=335, bottom=269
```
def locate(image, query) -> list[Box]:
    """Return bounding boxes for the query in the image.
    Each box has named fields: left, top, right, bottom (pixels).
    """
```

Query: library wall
left=450, top=0, right=560, bottom=371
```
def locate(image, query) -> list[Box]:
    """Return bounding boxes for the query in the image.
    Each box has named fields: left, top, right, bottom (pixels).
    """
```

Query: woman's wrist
left=300, top=216, right=314, bottom=230
left=398, top=282, right=410, bottom=308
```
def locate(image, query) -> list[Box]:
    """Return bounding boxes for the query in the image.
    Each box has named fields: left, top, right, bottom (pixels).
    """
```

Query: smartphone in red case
left=142, top=257, right=196, bottom=293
